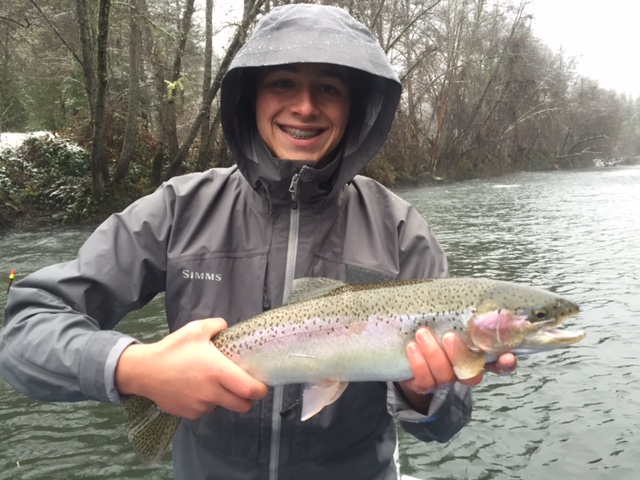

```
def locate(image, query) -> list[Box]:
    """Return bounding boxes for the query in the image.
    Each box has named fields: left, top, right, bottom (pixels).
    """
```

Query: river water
left=1, top=167, right=639, bottom=479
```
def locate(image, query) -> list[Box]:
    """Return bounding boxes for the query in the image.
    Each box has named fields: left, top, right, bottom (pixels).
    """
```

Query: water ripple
left=1, top=167, right=640, bottom=479
left=397, top=167, right=640, bottom=479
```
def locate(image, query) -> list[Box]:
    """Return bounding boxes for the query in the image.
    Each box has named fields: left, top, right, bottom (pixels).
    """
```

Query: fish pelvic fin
left=300, top=380, right=349, bottom=421
left=122, top=395, right=181, bottom=465
left=451, top=345, right=487, bottom=380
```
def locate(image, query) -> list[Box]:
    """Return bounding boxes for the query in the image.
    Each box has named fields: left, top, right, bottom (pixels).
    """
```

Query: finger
left=208, top=386, right=256, bottom=414
left=405, top=341, right=436, bottom=393
left=176, top=387, right=255, bottom=420
left=220, top=373, right=269, bottom=401
left=209, top=348, right=269, bottom=401
left=188, top=318, right=269, bottom=399
left=177, top=318, right=228, bottom=343
left=416, top=329, right=456, bottom=386
left=485, top=352, right=517, bottom=376
left=198, top=317, right=228, bottom=337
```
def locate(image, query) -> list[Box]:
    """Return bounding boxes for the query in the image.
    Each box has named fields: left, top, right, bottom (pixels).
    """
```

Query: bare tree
left=0, top=2, right=32, bottom=133
left=195, top=0, right=215, bottom=171
left=113, top=0, right=142, bottom=184
left=7, top=0, right=638, bottom=198
left=163, top=0, right=266, bottom=180
left=148, top=0, right=196, bottom=184
left=88, top=0, right=112, bottom=193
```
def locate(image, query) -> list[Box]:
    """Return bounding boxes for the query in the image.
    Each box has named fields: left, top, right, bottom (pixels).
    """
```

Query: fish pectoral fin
left=300, top=380, right=349, bottom=421
left=451, top=346, right=487, bottom=380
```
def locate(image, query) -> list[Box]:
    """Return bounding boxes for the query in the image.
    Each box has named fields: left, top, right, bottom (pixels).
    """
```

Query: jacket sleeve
left=0, top=184, right=174, bottom=404
left=386, top=202, right=473, bottom=443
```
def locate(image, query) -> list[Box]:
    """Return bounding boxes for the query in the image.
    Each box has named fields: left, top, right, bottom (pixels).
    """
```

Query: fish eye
left=533, top=309, right=548, bottom=320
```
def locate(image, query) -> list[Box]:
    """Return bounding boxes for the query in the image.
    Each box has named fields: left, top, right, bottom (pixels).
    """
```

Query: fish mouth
left=516, top=313, right=585, bottom=354
left=525, top=326, right=585, bottom=346
left=280, top=125, right=325, bottom=140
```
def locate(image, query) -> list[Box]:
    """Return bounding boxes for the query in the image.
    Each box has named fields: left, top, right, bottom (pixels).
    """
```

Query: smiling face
left=255, top=63, right=351, bottom=165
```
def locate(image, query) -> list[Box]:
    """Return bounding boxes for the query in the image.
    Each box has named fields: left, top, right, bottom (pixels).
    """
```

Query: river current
left=1, top=167, right=639, bottom=479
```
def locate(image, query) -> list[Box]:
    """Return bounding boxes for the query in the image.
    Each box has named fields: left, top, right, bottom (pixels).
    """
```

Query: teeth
left=281, top=126, right=322, bottom=139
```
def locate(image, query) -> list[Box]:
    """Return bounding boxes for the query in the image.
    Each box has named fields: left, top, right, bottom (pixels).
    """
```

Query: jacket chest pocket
left=166, top=253, right=269, bottom=330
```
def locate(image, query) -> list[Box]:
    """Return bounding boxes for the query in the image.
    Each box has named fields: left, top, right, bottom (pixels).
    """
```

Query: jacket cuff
left=387, top=382, right=472, bottom=443
left=78, top=330, right=139, bottom=403
left=387, top=382, right=453, bottom=422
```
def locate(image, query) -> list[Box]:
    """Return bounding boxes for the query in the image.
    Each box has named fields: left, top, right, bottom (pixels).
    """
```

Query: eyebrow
left=261, top=64, right=349, bottom=83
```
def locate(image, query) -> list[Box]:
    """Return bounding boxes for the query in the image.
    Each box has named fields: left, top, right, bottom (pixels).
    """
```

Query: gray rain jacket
left=0, top=4, right=471, bottom=480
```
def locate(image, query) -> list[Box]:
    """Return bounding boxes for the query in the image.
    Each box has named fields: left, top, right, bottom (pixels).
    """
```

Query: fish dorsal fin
left=286, top=277, right=347, bottom=305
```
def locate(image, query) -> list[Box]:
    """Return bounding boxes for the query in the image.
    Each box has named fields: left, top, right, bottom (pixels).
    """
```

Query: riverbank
left=0, top=133, right=149, bottom=231
left=2, top=132, right=636, bottom=232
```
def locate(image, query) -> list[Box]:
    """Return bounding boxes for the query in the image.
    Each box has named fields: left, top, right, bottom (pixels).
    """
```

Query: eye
left=319, top=80, right=349, bottom=98
left=533, top=309, right=548, bottom=320
left=320, top=84, right=339, bottom=95
left=273, top=79, right=293, bottom=89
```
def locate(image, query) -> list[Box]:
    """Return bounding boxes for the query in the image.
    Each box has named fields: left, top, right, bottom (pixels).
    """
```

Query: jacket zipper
left=269, top=171, right=301, bottom=480
left=283, top=172, right=301, bottom=300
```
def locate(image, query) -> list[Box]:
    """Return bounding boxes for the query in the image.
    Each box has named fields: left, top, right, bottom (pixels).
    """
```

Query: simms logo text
left=182, top=269, right=222, bottom=281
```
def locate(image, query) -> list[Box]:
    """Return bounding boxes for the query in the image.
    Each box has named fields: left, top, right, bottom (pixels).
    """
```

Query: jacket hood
left=220, top=4, right=402, bottom=198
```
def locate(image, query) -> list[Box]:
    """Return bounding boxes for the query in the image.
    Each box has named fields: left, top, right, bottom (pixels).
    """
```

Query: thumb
left=191, top=317, right=228, bottom=339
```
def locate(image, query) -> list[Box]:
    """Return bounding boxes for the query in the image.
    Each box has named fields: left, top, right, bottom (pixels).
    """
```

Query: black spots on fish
left=236, top=340, right=253, bottom=352
left=411, top=325, right=418, bottom=336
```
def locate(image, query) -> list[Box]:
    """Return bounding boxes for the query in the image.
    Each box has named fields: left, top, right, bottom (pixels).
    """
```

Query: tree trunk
left=196, top=0, right=214, bottom=171
left=114, top=0, right=141, bottom=184
left=89, top=0, right=111, bottom=195
left=75, top=0, right=96, bottom=118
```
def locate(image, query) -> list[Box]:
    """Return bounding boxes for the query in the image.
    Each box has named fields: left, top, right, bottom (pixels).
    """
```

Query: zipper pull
left=289, top=173, right=301, bottom=210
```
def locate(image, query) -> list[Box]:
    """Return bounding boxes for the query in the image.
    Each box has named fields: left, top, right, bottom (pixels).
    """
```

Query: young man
left=0, top=4, right=515, bottom=479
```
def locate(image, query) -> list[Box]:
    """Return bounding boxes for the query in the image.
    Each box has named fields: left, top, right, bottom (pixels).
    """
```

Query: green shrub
left=0, top=134, right=96, bottom=223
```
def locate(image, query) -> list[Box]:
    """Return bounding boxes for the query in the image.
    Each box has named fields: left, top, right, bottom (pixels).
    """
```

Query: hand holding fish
left=115, top=318, right=269, bottom=420
left=398, top=328, right=517, bottom=414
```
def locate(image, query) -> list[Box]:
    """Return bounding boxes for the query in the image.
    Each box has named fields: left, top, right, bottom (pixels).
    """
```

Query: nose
left=290, top=86, right=319, bottom=117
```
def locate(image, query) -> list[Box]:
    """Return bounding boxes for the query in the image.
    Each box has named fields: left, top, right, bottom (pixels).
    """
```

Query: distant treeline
left=1, top=0, right=639, bottom=223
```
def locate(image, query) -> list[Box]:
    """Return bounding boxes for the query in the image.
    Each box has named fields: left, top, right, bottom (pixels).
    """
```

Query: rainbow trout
left=123, top=277, right=584, bottom=464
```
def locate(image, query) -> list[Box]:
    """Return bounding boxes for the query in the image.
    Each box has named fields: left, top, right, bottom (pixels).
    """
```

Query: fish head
left=466, top=282, right=584, bottom=357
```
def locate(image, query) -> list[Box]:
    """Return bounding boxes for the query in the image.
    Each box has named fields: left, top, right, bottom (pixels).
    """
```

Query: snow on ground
left=0, top=131, right=53, bottom=151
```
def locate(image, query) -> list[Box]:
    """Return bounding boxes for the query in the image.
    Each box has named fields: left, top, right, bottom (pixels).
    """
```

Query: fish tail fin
left=122, top=395, right=181, bottom=465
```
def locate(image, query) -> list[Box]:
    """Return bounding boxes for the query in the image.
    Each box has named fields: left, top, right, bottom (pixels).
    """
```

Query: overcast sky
left=528, top=0, right=639, bottom=98
left=209, top=0, right=639, bottom=99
